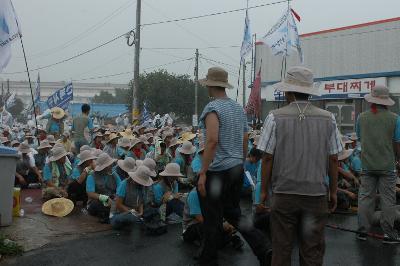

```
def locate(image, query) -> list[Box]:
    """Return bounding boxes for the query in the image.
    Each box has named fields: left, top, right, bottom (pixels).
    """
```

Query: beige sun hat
left=139, top=135, right=149, bottom=145
left=42, top=198, right=74, bottom=217
left=10, top=140, right=19, bottom=147
left=341, top=135, right=353, bottom=145
left=47, top=135, right=56, bottom=144
left=51, top=107, right=65, bottom=120
left=78, top=150, right=97, bottom=166
left=1, top=136, right=10, bottom=144
left=128, top=166, right=154, bottom=187
left=18, top=142, right=31, bottom=154
left=273, top=66, right=320, bottom=96
left=117, top=157, right=137, bottom=173
left=120, top=128, right=135, bottom=140
left=168, top=138, right=179, bottom=148
left=49, top=146, right=68, bottom=162
left=92, top=148, right=103, bottom=157
left=349, top=133, right=358, bottom=141
left=178, top=141, right=196, bottom=155
left=181, top=132, right=196, bottom=142
left=95, top=153, right=116, bottom=172
left=338, top=149, right=354, bottom=161
left=364, top=85, right=395, bottom=106
left=142, top=158, right=157, bottom=177
left=107, top=133, right=120, bottom=143
left=37, top=140, right=52, bottom=150
left=159, top=163, right=184, bottom=177
left=130, top=138, right=143, bottom=149
left=118, top=137, right=132, bottom=148
left=94, top=132, right=103, bottom=139
left=136, top=160, right=143, bottom=167
left=199, top=67, right=234, bottom=89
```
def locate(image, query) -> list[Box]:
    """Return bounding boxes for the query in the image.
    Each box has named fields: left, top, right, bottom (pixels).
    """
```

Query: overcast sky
left=2, top=0, right=400, bottom=90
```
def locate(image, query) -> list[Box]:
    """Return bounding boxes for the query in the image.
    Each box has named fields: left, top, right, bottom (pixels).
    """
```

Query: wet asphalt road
left=3, top=213, right=400, bottom=266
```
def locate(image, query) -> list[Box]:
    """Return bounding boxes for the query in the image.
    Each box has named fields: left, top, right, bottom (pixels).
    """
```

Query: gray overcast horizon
left=1, top=0, right=400, bottom=91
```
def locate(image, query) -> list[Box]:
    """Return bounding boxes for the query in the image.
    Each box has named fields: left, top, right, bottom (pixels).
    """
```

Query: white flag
left=240, top=9, right=252, bottom=62
left=5, top=92, right=16, bottom=108
left=261, top=7, right=303, bottom=62
left=0, top=0, right=21, bottom=73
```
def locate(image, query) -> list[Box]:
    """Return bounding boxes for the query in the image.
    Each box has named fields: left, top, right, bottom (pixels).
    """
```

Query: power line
left=200, top=55, right=239, bottom=70
left=142, top=45, right=240, bottom=50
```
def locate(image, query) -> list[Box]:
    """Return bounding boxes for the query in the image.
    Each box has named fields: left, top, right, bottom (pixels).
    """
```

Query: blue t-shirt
left=43, top=163, right=72, bottom=181
left=48, top=121, right=60, bottom=134
left=187, top=189, right=201, bottom=216
left=199, top=98, right=248, bottom=171
left=243, top=160, right=259, bottom=188
left=152, top=181, right=179, bottom=205
left=86, top=174, right=121, bottom=193
left=71, top=167, right=81, bottom=180
left=116, top=179, right=128, bottom=198
left=117, top=147, right=129, bottom=159
left=349, top=154, right=362, bottom=173
left=191, top=153, right=203, bottom=175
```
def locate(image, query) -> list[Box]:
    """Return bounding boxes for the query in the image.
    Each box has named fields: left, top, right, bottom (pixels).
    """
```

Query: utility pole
left=132, top=0, right=141, bottom=123
left=7, top=79, right=9, bottom=94
left=242, top=62, right=246, bottom=108
left=194, top=49, right=199, bottom=119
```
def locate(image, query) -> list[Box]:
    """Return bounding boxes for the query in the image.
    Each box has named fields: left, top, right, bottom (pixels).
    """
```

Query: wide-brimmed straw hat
left=199, top=67, right=234, bottom=89
left=118, top=137, right=132, bottom=148
left=142, top=158, right=157, bottom=177
left=107, top=133, right=120, bottom=143
left=181, top=132, right=196, bottom=142
left=117, top=157, right=137, bottom=173
left=42, top=198, right=74, bottom=217
left=78, top=150, right=97, bottom=166
left=178, top=141, right=196, bottom=155
left=364, top=85, right=395, bottom=106
left=47, top=135, right=56, bottom=144
left=120, top=128, right=135, bottom=140
left=128, top=166, right=154, bottom=187
left=273, top=66, right=320, bottom=96
left=159, top=163, right=183, bottom=177
left=95, top=153, right=116, bottom=171
left=37, top=140, right=52, bottom=150
left=338, top=149, right=354, bottom=161
left=49, top=146, right=68, bottom=162
left=51, top=107, right=65, bottom=120
left=18, top=142, right=31, bottom=154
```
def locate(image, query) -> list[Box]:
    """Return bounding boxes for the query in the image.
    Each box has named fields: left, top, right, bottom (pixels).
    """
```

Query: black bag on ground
left=142, top=208, right=168, bottom=236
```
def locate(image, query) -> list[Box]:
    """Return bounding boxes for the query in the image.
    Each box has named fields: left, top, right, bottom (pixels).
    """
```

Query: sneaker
left=382, top=234, right=400, bottom=244
left=356, top=233, right=367, bottom=241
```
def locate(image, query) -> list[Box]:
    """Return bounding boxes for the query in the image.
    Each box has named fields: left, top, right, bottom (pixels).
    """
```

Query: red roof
left=255, top=16, right=400, bottom=45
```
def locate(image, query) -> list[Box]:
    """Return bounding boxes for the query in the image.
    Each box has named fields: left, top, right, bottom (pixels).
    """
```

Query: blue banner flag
left=47, top=83, right=73, bottom=110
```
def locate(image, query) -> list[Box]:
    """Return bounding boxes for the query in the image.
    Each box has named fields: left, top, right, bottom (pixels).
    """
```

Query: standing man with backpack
left=72, top=104, right=94, bottom=153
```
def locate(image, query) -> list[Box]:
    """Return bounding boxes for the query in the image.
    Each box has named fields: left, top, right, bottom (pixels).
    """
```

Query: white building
left=1, top=80, right=128, bottom=105
left=256, top=17, right=400, bottom=133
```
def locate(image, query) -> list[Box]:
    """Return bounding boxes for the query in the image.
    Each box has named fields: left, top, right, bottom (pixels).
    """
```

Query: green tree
left=92, top=90, right=116, bottom=104
left=8, top=97, right=24, bottom=117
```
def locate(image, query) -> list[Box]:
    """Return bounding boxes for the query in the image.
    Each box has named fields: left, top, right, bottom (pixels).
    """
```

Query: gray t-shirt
left=199, top=98, right=248, bottom=171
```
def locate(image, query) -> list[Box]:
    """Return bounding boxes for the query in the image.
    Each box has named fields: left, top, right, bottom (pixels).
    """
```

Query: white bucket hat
left=128, top=166, right=154, bottom=187
left=273, top=66, right=320, bottom=96
left=37, top=140, right=52, bottom=150
left=338, top=149, right=354, bottom=161
left=142, top=158, right=157, bottom=177
left=49, top=146, right=68, bottom=162
left=80, top=145, right=92, bottom=153
left=159, top=163, right=183, bottom=177
left=117, top=157, right=137, bottom=173
left=18, top=142, right=31, bottom=154
left=78, top=150, right=97, bottom=166
left=95, top=153, right=116, bottom=172
left=178, top=141, right=196, bottom=155
left=364, top=85, right=395, bottom=106
left=130, top=138, right=143, bottom=149
left=118, top=137, right=132, bottom=148
left=47, top=135, right=56, bottom=144
left=199, top=67, right=234, bottom=89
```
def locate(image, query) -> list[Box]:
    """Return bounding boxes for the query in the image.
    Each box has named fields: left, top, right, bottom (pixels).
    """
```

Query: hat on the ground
left=78, top=150, right=97, bottom=166
left=128, top=166, right=154, bottom=187
left=51, top=107, right=65, bottom=120
left=106, top=133, right=120, bottom=143
left=159, top=163, right=183, bottom=177
left=338, top=149, right=354, bottom=161
left=273, top=66, right=320, bottom=96
left=181, top=132, right=196, bottom=142
left=42, top=198, right=74, bottom=217
left=199, top=67, right=234, bottom=89
left=364, top=85, right=395, bottom=106
left=18, top=142, right=31, bottom=154
left=49, top=146, right=68, bottom=162
left=37, top=140, right=52, bottom=150
left=47, top=135, right=56, bottom=144
left=142, top=158, right=157, bottom=177
left=118, top=137, right=132, bottom=148
left=120, top=128, right=135, bottom=140
left=95, top=153, right=116, bottom=171
left=178, top=141, right=196, bottom=155
left=117, top=157, right=137, bottom=173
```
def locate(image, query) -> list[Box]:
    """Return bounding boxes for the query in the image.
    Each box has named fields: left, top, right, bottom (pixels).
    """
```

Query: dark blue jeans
left=198, top=164, right=270, bottom=265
